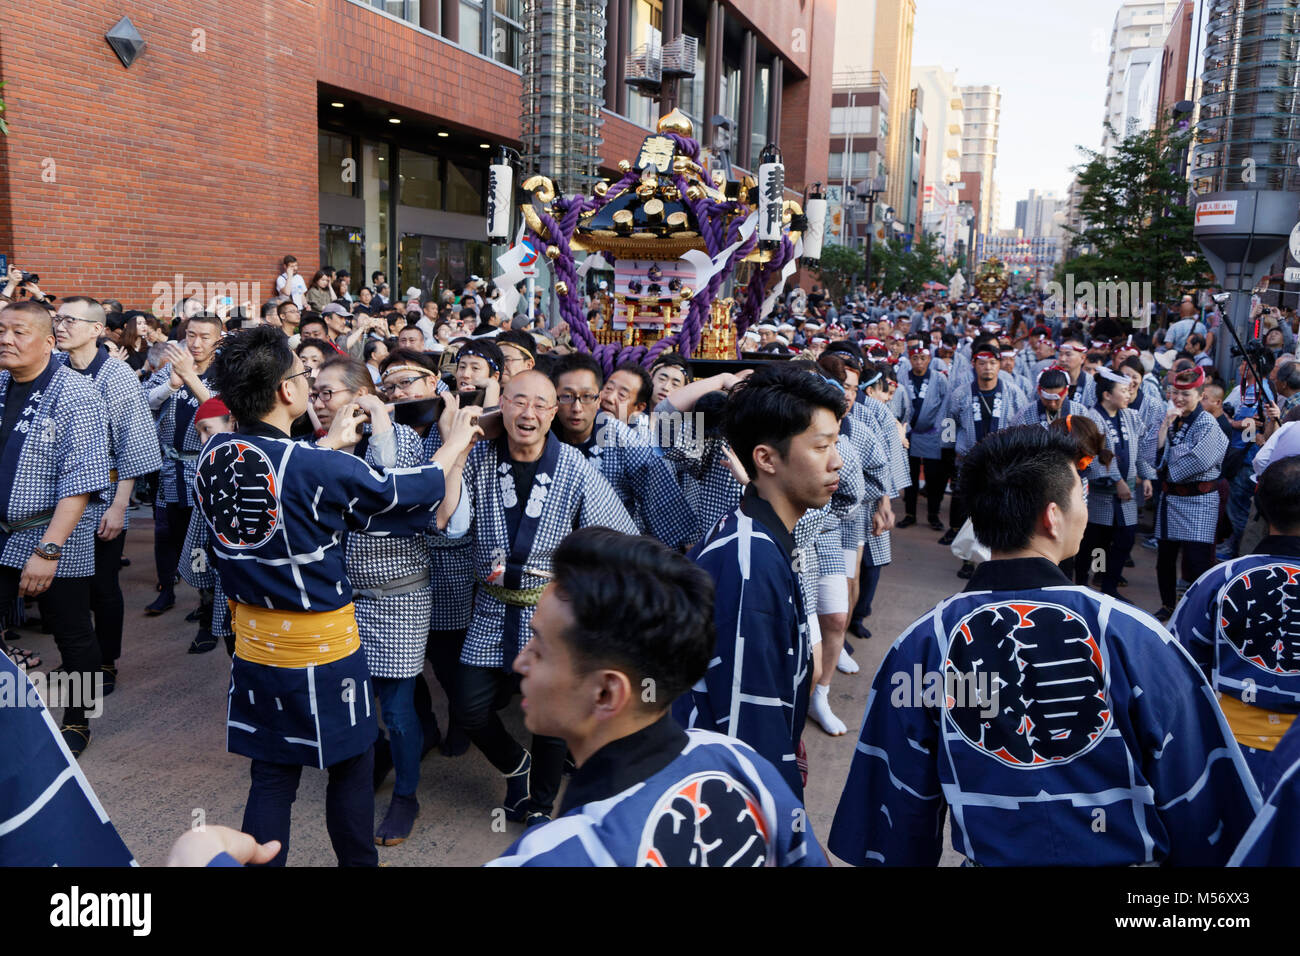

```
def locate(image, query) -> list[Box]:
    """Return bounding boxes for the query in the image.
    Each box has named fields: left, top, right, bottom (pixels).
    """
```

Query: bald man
left=435, top=369, right=637, bottom=827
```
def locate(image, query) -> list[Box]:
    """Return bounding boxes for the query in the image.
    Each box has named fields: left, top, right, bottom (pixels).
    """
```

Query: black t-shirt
left=0, top=374, right=37, bottom=464
left=504, top=454, right=541, bottom=544
left=974, top=386, right=998, bottom=443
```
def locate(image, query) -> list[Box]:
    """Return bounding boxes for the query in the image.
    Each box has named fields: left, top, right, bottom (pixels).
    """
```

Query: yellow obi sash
left=231, top=601, right=361, bottom=668
left=1218, top=693, right=1297, bottom=752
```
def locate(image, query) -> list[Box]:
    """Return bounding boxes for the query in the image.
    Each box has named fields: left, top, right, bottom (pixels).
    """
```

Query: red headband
left=1172, top=366, right=1206, bottom=391
left=195, top=397, right=231, bottom=422
left=973, top=350, right=998, bottom=360
left=1059, top=342, right=1087, bottom=353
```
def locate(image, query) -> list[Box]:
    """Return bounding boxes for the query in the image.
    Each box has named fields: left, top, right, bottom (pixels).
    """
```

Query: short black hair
left=1038, top=367, right=1068, bottom=391
left=1094, top=370, right=1124, bottom=398
left=610, top=362, right=653, bottom=408
left=211, top=326, right=295, bottom=424
left=960, top=426, right=1081, bottom=553
left=379, top=347, right=438, bottom=375
left=549, top=350, right=604, bottom=387
left=725, top=362, right=845, bottom=480
left=456, top=339, right=504, bottom=377
left=1257, top=455, right=1300, bottom=534
left=650, top=352, right=691, bottom=381
left=299, top=316, right=329, bottom=337
left=550, top=527, right=715, bottom=708
left=496, top=329, right=537, bottom=359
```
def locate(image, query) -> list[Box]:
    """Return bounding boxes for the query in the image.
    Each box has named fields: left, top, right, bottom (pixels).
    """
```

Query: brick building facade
left=0, top=0, right=834, bottom=308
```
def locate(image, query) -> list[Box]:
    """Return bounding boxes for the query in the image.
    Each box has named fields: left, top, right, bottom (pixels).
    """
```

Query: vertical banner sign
left=757, top=145, right=785, bottom=245
left=487, top=160, right=514, bottom=240
left=803, top=194, right=827, bottom=263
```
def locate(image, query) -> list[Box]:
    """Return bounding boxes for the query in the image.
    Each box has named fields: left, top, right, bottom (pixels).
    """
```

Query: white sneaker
left=837, top=647, right=860, bottom=674
left=809, top=686, right=847, bottom=736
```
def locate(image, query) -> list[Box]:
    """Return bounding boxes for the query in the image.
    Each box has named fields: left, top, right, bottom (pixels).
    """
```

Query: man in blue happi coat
left=829, top=425, right=1261, bottom=866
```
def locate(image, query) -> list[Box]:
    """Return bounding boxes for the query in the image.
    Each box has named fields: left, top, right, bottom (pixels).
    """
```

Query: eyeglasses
left=378, top=374, right=429, bottom=397
left=52, top=314, right=97, bottom=328
left=557, top=393, right=600, bottom=406
left=280, top=369, right=312, bottom=387
left=503, top=395, right=557, bottom=413
left=309, top=386, right=354, bottom=404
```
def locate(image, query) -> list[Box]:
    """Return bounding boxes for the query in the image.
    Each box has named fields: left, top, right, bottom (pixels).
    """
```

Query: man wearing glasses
left=0, top=300, right=109, bottom=755
left=54, top=297, right=161, bottom=695
left=549, top=352, right=696, bottom=551
left=142, top=312, right=222, bottom=617
left=436, top=369, right=636, bottom=828
left=1057, top=333, right=1096, bottom=408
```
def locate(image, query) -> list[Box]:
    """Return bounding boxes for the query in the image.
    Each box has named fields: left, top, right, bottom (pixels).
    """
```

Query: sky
left=910, top=0, right=1125, bottom=229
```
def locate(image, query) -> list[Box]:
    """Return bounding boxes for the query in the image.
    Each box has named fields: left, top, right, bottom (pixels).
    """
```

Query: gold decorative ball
left=545, top=245, right=561, bottom=260
left=594, top=181, right=609, bottom=196
left=618, top=160, right=632, bottom=173
left=679, top=287, right=694, bottom=301
left=686, top=185, right=705, bottom=201
left=554, top=281, right=569, bottom=297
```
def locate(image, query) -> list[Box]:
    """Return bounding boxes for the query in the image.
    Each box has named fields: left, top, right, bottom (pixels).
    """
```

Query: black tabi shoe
left=185, top=606, right=201, bottom=623
left=502, top=751, right=532, bottom=823
left=145, top=592, right=175, bottom=616
left=524, top=811, right=551, bottom=829
left=928, top=517, right=945, bottom=532
left=847, top=621, right=872, bottom=641
left=100, top=663, right=117, bottom=696
left=895, top=515, right=917, bottom=528
left=938, top=528, right=958, bottom=546
left=187, top=630, right=218, bottom=654
left=956, top=561, right=976, bottom=580
left=61, top=723, right=91, bottom=758
left=374, top=794, right=420, bottom=846
left=1124, top=557, right=1136, bottom=568
left=1153, top=606, right=1174, bottom=623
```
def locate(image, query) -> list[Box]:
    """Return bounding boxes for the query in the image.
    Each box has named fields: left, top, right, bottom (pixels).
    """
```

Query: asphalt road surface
left=13, top=507, right=1164, bottom=867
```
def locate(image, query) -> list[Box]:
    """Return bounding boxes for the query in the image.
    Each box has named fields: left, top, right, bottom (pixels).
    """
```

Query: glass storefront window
left=319, top=131, right=354, bottom=197
left=399, top=151, right=443, bottom=209
left=400, top=236, right=493, bottom=298
left=492, top=0, right=522, bottom=68
left=678, top=38, right=706, bottom=128
left=446, top=160, right=485, bottom=215
left=461, top=0, right=483, bottom=53
left=362, top=141, right=391, bottom=282
left=751, top=63, right=771, bottom=163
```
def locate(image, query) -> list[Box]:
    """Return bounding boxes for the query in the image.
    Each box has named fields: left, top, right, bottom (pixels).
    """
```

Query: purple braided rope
left=737, top=236, right=796, bottom=338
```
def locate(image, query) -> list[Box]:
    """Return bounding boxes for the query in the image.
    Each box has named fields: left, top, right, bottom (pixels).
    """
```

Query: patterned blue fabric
left=0, top=360, right=110, bottom=577
left=1087, top=406, right=1155, bottom=527
left=488, top=729, right=828, bottom=867
left=673, top=490, right=812, bottom=799
left=179, top=505, right=231, bottom=640
left=448, top=432, right=636, bottom=669
left=829, top=576, right=1262, bottom=865
left=347, top=424, right=433, bottom=679
left=1171, top=541, right=1300, bottom=713
left=62, top=348, right=161, bottom=534
left=1155, top=409, right=1227, bottom=544
left=0, top=652, right=135, bottom=865
left=904, top=366, right=949, bottom=460
left=577, top=411, right=697, bottom=550
left=145, top=364, right=214, bottom=507
left=948, top=379, right=1030, bottom=458
left=1229, top=721, right=1300, bottom=865
left=420, top=425, right=476, bottom=631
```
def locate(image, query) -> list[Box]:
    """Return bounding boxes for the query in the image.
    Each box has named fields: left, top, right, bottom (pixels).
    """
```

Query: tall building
left=872, top=0, right=919, bottom=223
left=0, top=0, right=836, bottom=306
left=1015, top=190, right=1066, bottom=240
left=912, top=65, right=963, bottom=254
left=827, top=70, right=890, bottom=249
left=1101, top=0, right=1181, bottom=152
left=960, top=84, right=1002, bottom=238
left=1156, top=0, right=1203, bottom=124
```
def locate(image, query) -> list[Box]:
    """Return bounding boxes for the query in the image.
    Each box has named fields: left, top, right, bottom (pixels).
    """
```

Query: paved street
left=14, top=507, right=1163, bottom=867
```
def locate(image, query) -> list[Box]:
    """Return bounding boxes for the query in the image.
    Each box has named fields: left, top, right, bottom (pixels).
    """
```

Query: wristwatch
left=33, top=542, right=62, bottom=560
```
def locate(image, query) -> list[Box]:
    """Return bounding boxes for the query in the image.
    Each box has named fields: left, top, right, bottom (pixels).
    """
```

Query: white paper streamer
left=683, top=211, right=759, bottom=295
left=577, top=253, right=610, bottom=279
left=491, top=223, right=528, bottom=319
left=759, top=236, right=805, bottom=321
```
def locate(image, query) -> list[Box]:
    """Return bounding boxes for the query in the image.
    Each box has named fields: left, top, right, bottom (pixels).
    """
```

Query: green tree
left=1065, top=117, right=1208, bottom=309
left=815, top=243, right=864, bottom=299
left=869, top=231, right=949, bottom=294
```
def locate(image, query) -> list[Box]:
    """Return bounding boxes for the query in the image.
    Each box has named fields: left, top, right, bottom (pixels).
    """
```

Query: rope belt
left=0, top=509, right=56, bottom=534
left=481, top=581, right=547, bottom=607
left=352, top=570, right=430, bottom=602
left=230, top=601, right=360, bottom=668
left=163, top=446, right=198, bottom=462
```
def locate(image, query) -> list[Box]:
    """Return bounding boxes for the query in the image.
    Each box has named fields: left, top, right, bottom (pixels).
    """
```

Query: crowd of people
left=3, top=257, right=1300, bottom=868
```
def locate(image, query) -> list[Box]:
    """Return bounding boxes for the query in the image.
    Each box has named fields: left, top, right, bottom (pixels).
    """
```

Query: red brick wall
left=319, top=0, right=520, bottom=144
left=0, top=2, right=320, bottom=308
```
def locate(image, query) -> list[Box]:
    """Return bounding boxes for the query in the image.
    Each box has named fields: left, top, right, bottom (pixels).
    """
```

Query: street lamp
left=856, top=178, right=885, bottom=290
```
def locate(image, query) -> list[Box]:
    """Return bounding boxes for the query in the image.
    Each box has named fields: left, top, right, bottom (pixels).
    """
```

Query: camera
left=18, top=272, right=39, bottom=285
left=1212, top=292, right=1231, bottom=306
left=1232, top=337, right=1275, bottom=380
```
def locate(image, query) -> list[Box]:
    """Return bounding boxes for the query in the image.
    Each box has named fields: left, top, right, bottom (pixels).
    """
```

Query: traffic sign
left=1285, top=267, right=1300, bottom=284
left=1290, top=222, right=1300, bottom=263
